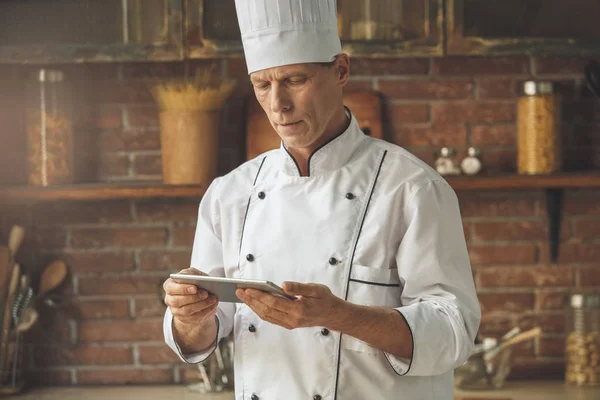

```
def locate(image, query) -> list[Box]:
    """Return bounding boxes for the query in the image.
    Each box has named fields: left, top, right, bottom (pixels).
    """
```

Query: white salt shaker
left=435, top=147, right=461, bottom=176
left=461, top=147, right=482, bottom=175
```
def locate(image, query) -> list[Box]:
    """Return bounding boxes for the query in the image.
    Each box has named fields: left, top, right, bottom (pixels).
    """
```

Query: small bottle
left=435, top=147, right=461, bottom=176
left=461, top=147, right=482, bottom=175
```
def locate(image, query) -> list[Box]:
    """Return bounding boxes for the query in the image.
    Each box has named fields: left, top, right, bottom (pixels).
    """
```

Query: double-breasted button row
left=249, top=324, right=256, bottom=333
left=246, top=254, right=255, bottom=262
left=321, top=328, right=330, bottom=336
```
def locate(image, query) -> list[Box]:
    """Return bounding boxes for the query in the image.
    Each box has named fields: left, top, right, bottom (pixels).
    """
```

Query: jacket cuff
left=163, top=307, right=220, bottom=364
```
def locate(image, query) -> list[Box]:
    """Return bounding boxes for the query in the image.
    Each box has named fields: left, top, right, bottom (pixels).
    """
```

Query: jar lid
left=523, top=81, right=554, bottom=95
left=570, top=292, right=600, bottom=308
left=38, top=69, right=64, bottom=83
left=440, top=147, right=455, bottom=157
left=467, top=147, right=480, bottom=157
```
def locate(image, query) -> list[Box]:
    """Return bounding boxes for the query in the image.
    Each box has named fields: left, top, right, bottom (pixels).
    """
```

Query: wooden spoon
left=38, top=260, right=68, bottom=298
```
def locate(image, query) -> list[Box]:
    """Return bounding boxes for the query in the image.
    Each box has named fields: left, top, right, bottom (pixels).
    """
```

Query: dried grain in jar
left=517, top=81, right=561, bottom=175
left=565, top=292, right=600, bottom=386
left=25, top=69, right=74, bottom=186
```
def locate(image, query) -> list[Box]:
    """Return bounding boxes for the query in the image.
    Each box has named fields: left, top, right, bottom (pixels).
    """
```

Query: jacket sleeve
left=383, top=180, right=481, bottom=376
left=163, top=177, right=236, bottom=364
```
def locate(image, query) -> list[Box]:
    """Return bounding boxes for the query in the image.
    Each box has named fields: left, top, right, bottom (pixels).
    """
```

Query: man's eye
left=255, top=83, right=270, bottom=90
left=288, top=79, right=306, bottom=85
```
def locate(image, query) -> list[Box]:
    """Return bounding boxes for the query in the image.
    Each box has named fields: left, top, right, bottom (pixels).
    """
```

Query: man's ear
left=335, top=53, right=350, bottom=87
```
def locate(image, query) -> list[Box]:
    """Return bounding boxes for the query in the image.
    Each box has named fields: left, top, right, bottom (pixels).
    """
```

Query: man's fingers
left=164, top=292, right=212, bottom=308
left=172, top=298, right=218, bottom=317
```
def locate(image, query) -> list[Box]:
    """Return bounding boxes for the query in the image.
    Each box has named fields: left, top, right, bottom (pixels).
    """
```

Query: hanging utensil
left=584, top=60, right=600, bottom=97
left=38, top=259, right=68, bottom=302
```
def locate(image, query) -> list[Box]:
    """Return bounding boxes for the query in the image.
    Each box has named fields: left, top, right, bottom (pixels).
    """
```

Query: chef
left=163, top=0, right=481, bottom=399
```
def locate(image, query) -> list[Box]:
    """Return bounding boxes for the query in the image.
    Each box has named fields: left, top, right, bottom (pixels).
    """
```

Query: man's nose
left=270, top=84, right=292, bottom=114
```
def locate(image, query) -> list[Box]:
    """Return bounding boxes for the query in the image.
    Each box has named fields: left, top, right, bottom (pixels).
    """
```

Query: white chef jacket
left=164, top=111, right=481, bottom=400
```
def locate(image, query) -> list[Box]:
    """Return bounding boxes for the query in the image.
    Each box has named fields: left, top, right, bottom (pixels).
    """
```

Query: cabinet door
left=185, top=0, right=242, bottom=58
left=0, top=0, right=184, bottom=63
left=339, top=0, right=443, bottom=57
left=447, top=0, right=600, bottom=56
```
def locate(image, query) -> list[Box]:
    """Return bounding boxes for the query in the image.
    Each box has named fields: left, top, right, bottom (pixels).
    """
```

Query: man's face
left=250, top=62, right=343, bottom=150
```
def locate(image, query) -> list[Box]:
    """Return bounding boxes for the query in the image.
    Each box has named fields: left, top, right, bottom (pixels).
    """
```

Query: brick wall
left=0, top=55, right=599, bottom=385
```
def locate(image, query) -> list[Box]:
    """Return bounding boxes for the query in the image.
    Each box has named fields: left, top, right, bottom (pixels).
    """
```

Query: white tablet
left=169, top=274, right=296, bottom=303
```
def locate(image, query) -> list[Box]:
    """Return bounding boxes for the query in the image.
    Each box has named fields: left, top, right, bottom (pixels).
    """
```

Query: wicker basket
left=517, top=81, right=561, bottom=175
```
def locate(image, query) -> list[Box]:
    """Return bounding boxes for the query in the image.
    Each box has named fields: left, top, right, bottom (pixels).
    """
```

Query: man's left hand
left=236, top=282, right=346, bottom=330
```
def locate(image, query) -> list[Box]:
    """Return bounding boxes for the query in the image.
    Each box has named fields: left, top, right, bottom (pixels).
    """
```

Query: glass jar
left=25, top=69, right=73, bottom=186
left=565, top=292, right=600, bottom=386
left=517, top=81, right=561, bottom=175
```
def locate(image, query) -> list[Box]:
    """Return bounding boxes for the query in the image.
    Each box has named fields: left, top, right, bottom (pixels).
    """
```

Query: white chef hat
left=234, top=0, right=342, bottom=74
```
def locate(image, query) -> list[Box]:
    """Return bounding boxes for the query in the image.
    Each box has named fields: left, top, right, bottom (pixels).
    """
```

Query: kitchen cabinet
left=0, top=0, right=184, bottom=63
left=447, top=0, right=600, bottom=56
left=184, top=0, right=444, bottom=59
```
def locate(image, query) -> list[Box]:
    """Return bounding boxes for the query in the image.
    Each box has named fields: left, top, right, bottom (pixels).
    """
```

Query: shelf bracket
left=546, top=188, right=563, bottom=264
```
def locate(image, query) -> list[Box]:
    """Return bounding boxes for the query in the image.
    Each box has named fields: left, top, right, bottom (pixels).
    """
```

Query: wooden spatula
left=0, top=263, right=20, bottom=384
left=38, top=260, right=68, bottom=298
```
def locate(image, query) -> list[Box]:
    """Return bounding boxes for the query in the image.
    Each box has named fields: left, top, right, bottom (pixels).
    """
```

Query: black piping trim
left=383, top=309, right=414, bottom=376
left=333, top=150, right=387, bottom=399
left=348, top=278, right=400, bottom=287
left=306, top=120, right=350, bottom=176
left=237, top=157, right=267, bottom=268
left=282, top=145, right=303, bottom=176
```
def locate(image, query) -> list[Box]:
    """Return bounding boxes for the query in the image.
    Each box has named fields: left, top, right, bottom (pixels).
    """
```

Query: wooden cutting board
left=246, top=91, right=383, bottom=160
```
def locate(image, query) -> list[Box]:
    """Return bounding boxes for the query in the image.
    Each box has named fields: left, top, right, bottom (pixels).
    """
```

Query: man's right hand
left=163, top=268, right=219, bottom=327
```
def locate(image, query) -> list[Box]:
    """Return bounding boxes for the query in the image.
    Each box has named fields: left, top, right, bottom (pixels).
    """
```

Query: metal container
left=565, top=292, right=600, bottom=386
left=25, top=69, right=74, bottom=186
left=517, top=81, right=561, bottom=175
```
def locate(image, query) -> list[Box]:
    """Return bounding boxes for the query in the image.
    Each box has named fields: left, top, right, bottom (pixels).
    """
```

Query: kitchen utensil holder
left=0, top=333, right=25, bottom=395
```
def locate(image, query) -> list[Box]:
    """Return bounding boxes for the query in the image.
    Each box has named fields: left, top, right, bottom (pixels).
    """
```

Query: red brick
left=94, top=105, right=122, bottom=130
left=403, top=147, right=435, bottom=166
left=480, top=149, right=517, bottom=173
left=571, top=124, right=600, bottom=147
left=469, top=245, right=537, bottom=266
left=133, top=153, right=162, bottom=176
left=172, top=226, right=196, bottom=247
left=70, top=227, right=167, bottom=248
left=181, top=365, right=203, bottom=383
left=33, top=227, right=68, bottom=249
left=71, top=299, right=131, bottom=319
left=344, top=80, right=373, bottom=92
left=478, top=314, right=517, bottom=337
left=477, top=266, right=573, bottom=288
left=226, top=58, right=248, bottom=77
left=135, top=200, right=199, bottom=223
left=78, top=275, right=165, bottom=296
left=386, top=103, right=430, bottom=125
left=99, top=129, right=161, bottom=152
left=139, top=250, right=192, bottom=271
left=533, top=56, right=591, bottom=75
left=98, top=153, right=129, bottom=178
left=538, top=337, right=565, bottom=357
left=520, top=313, right=565, bottom=334
left=463, top=222, right=471, bottom=243
left=77, top=368, right=173, bottom=385
left=478, top=292, right=534, bottom=314
left=433, top=57, right=530, bottom=76
left=393, top=124, right=467, bottom=148
left=539, top=243, right=600, bottom=264
left=478, top=78, right=516, bottom=99
left=562, top=100, right=600, bottom=123
left=579, top=266, right=600, bottom=287
left=126, top=106, right=160, bottom=129
left=28, top=310, right=74, bottom=345
left=351, top=58, right=429, bottom=76
left=573, top=219, right=600, bottom=239
left=135, top=297, right=167, bottom=318
left=379, top=79, right=473, bottom=100
left=25, top=369, right=73, bottom=386
left=138, top=344, right=180, bottom=364
left=32, top=201, right=132, bottom=226
left=61, top=252, right=135, bottom=274
left=555, top=193, right=600, bottom=216
left=510, top=358, right=564, bottom=380
left=459, top=195, right=537, bottom=217
left=79, top=320, right=163, bottom=342
left=88, top=80, right=155, bottom=104
left=473, top=221, right=546, bottom=242
left=471, top=124, right=516, bottom=147
left=34, top=345, right=133, bottom=366
left=432, top=102, right=516, bottom=125
left=535, top=290, right=569, bottom=310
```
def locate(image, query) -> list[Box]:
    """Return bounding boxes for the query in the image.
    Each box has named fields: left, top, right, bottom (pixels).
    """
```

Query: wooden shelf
left=0, top=173, right=599, bottom=202
left=445, top=172, right=600, bottom=191
left=0, top=182, right=207, bottom=202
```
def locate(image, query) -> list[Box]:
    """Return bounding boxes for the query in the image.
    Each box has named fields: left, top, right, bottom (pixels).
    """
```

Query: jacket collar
left=278, top=110, right=366, bottom=177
